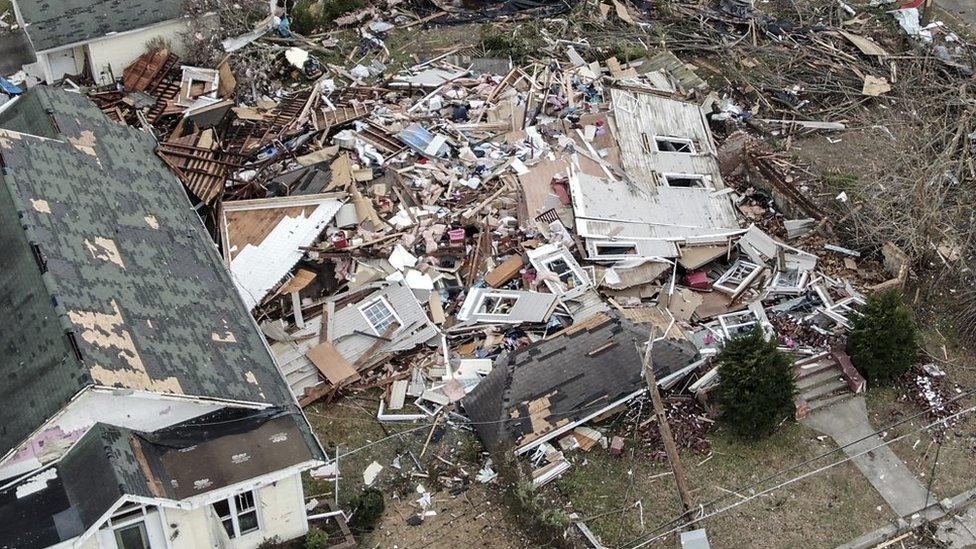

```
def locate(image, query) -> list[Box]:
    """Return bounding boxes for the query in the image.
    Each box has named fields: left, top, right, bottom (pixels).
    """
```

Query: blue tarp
left=0, top=77, right=23, bottom=95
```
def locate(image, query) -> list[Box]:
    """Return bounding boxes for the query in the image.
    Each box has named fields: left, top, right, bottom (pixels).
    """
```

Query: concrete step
left=796, top=367, right=843, bottom=390
left=808, top=391, right=855, bottom=412
left=796, top=359, right=836, bottom=380
left=802, top=378, right=849, bottom=402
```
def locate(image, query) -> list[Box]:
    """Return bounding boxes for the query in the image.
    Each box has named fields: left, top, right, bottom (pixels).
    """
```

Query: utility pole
left=640, top=330, right=696, bottom=518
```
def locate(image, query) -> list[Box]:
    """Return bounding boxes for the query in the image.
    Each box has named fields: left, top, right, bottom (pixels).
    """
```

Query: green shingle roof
left=16, top=0, right=186, bottom=52
left=0, top=87, right=298, bottom=457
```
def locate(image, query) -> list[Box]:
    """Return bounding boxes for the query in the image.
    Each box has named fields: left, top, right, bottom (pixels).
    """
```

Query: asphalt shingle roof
left=16, top=0, right=186, bottom=53
left=0, top=409, right=316, bottom=549
left=463, top=315, right=700, bottom=452
left=0, top=87, right=299, bottom=457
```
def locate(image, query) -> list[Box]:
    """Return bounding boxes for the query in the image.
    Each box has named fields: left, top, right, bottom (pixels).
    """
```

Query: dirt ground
left=362, top=484, right=533, bottom=549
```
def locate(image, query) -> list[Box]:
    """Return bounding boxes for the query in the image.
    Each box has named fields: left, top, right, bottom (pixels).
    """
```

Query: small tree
left=847, top=290, right=918, bottom=385
left=348, top=487, right=384, bottom=534
left=715, top=329, right=796, bottom=439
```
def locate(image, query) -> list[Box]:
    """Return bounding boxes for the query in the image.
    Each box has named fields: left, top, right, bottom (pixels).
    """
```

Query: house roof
left=0, top=408, right=315, bottom=549
left=16, top=0, right=186, bottom=53
left=0, top=87, right=299, bottom=457
left=462, top=314, right=699, bottom=452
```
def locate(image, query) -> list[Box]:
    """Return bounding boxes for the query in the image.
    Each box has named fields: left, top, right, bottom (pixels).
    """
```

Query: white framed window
left=713, top=260, right=762, bottom=297
left=107, top=503, right=152, bottom=549
left=359, top=296, right=400, bottom=335
left=654, top=136, right=696, bottom=153
left=662, top=173, right=707, bottom=188
left=591, top=241, right=639, bottom=259
left=477, top=294, right=518, bottom=316
left=213, top=490, right=260, bottom=539
left=544, top=257, right=585, bottom=290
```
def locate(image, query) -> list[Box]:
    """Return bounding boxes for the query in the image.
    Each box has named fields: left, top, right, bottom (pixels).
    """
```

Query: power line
left=622, top=386, right=976, bottom=545
left=623, top=402, right=976, bottom=549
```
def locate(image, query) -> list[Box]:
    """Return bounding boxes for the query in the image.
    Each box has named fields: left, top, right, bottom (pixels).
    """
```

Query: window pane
left=238, top=510, right=259, bottom=534
left=114, top=522, right=149, bottom=549
left=221, top=517, right=236, bottom=538
left=363, top=300, right=395, bottom=332
left=236, top=490, right=255, bottom=511
left=213, top=499, right=231, bottom=519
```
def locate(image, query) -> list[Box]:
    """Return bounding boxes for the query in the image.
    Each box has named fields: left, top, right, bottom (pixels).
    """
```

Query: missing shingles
left=0, top=129, right=23, bottom=149
left=84, top=237, right=125, bottom=269
left=211, top=330, right=237, bottom=343
left=68, top=299, right=183, bottom=393
left=244, top=371, right=266, bottom=399
left=30, top=199, right=51, bottom=213
left=586, top=341, right=617, bottom=356
left=67, top=130, right=98, bottom=158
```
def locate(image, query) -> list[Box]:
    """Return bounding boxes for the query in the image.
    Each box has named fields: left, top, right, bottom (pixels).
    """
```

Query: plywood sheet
left=306, top=341, right=359, bottom=385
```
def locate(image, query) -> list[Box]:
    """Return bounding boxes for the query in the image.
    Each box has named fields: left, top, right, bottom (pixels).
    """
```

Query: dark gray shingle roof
left=463, top=315, right=699, bottom=452
left=0, top=410, right=317, bottom=549
left=17, top=0, right=186, bottom=52
left=0, top=87, right=299, bottom=456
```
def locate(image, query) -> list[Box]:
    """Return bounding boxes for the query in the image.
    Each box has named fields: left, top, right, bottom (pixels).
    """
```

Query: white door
left=46, top=47, right=77, bottom=82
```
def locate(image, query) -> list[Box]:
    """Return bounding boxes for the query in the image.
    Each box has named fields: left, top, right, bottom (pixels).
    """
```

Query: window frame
left=653, top=136, right=696, bottom=154
left=107, top=503, right=153, bottom=549
left=358, top=296, right=402, bottom=335
left=590, top=241, right=640, bottom=260
left=213, top=490, right=262, bottom=539
left=662, top=173, right=708, bottom=188
left=475, top=293, right=519, bottom=318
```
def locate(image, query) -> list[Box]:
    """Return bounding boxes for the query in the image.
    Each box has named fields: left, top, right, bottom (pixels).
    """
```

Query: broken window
left=769, top=269, right=809, bottom=294
left=544, top=258, right=584, bottom=289
left=478, top=294, right=518, bottom=316
left=214, top=490, right=260, bottom=539
left=717, top=309, right=760, bottom=339
left=713, top=260, right=762, bottom=297
left=663, top=174, right=706, bottom=188
left=360, top=297, right=399, bottom=334
left=654, top=137, right=696, bottom=153
left=593, top=242, right=639, bottom=258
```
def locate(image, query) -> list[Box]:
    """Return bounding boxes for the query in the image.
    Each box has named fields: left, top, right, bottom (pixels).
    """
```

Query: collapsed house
left=464, top=314, right=699, bottom=453
left=12, top=0, right=192, bottom=85
left=463, top=314, right=698, bottom=482
left=0, top=87, right=324, bottom=548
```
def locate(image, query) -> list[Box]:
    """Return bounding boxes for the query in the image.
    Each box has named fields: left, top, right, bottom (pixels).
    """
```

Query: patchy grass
left=864, top=326, right=976, bottom=502
left=302, top=392, right=431, bottom=508
left=555, top=422, right=895, bottom=548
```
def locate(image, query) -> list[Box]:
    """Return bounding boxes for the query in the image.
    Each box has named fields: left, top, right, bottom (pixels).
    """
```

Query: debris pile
left=901, top=363, right=962, bottom=433
left=28, top=0, right=957, bottom=496
left=626, top=396, right=713, bottom=460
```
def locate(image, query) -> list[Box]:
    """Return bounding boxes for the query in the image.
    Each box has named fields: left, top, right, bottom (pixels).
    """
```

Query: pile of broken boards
left=87, top=37, right=896, bottom=487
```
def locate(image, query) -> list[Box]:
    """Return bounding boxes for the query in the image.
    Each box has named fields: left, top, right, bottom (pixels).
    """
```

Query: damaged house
left=0, top=87, right=325, bottom=548
left=269, top=280, right=441, bottom=401
left=12, top=0, right=191, bottom=85
left=463, top=314, right=698, bottom=461
left=571, top=90, right=741, bottom=261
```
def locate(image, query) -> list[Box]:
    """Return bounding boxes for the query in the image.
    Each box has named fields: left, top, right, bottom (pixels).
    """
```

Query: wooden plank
left=306, top=341, right=359, bottom=385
